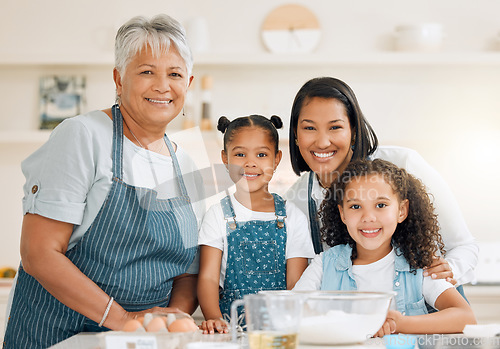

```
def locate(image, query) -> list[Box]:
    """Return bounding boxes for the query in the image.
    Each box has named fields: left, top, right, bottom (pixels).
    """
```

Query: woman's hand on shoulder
left=199, top=318, right=228, bottom=334
left=424, top=257, right=456, bottom=285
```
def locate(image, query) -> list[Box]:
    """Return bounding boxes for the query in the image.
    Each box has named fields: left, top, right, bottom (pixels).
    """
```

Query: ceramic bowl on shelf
left=295, top=291, right=395, bottom=345
left=393, top=23, right=445, bottom=51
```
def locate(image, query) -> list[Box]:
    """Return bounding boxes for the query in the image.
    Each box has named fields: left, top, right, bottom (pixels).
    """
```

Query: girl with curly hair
left=294, top=158, right=476, bottom=336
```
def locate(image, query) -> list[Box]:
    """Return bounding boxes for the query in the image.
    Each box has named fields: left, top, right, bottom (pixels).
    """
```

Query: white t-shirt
left=21, top=110, right=206, bottom=252
left=284, top=145, right=479, bottom=286
left=198, top=194, right=315, bottom=287
left=293, top=249, right=454, bottom=309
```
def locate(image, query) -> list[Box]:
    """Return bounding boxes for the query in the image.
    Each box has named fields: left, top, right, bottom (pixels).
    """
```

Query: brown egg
left=123, top=319, right=144, bottom=332
left=136, top=316, right=145, bottom=325
left=146, top=316, right=167, bottom=332
left=168, top=318, right=199, bottom=332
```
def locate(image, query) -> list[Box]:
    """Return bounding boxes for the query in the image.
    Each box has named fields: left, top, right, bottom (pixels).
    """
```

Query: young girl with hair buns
left=294, top=159, right=476, bottom=336
left=198, top=115, right=315, bottom=334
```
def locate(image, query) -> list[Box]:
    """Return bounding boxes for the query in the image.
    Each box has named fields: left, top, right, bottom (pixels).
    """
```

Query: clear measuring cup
left=230, top=292, right=303, bottom=349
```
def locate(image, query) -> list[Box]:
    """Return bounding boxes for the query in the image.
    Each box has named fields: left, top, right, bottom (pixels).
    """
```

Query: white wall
left=1, top=0, right=500, bottom=268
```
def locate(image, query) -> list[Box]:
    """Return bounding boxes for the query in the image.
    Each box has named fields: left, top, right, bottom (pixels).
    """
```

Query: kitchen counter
left=48, top=333, right=500, bottom=349
left=49, top=332, right=388, bottom=349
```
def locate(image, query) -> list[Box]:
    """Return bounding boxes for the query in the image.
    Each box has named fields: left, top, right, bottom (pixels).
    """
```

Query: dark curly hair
left=319, top=158, right=445, bottom=271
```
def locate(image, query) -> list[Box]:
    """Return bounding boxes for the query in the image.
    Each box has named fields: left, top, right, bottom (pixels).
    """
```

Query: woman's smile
left=311, top=150, right=336, bottom=160
left=145, top=98, right=173, bottom=105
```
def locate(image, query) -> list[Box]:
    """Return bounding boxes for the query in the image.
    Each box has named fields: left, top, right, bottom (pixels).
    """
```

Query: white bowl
left=394, top=23, right=444, bottom=51
left=296, top=291, right=395, bottom=345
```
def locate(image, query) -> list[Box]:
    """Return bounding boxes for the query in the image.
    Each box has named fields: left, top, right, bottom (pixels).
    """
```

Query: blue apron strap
left=220, top=195, right=237, bottom=230
left=272, top=193, right=286, bottom=230
left=308, top=171, right=323, bottom=254
left=163, top=135, right=191, bottom=200
left=111, top=104, right=124, bottom=180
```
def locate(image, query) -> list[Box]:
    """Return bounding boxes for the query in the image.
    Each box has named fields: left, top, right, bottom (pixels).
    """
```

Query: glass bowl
left=295, top=291, right=395, bottom=345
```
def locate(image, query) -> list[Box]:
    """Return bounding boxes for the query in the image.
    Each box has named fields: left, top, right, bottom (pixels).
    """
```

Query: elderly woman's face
left=114, top=44, right=192, bottom=128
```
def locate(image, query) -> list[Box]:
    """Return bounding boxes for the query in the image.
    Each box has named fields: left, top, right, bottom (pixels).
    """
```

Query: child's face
left=221, top=126, right=282, bottom=195
left=338, top=174, right=409, bottom=260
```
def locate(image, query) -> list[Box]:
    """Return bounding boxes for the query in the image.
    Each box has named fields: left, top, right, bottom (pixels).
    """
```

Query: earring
left=182, top=108, right=185, bottom=117
left=295, top=138, right=299, bottom=146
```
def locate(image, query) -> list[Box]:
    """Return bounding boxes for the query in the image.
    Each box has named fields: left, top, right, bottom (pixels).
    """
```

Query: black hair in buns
left=270, top=115, right=283, bottom=129
left=220, top=114, right=282, bottom=154
left=217, top=116, right=231, bottom=133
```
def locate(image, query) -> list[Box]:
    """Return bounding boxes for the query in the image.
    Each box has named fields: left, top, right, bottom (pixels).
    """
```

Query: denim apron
left=308, top=172, right=323, bottom=254
left=218, top=194, right=287, bottom=323
left=3, top=105, right=198, bottom=349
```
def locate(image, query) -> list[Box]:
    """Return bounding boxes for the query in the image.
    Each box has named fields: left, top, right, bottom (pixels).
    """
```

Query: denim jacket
left=321, top=244, right=428, bottom=316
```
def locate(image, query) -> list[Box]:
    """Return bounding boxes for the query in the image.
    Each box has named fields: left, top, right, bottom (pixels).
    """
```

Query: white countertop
left=49, top=332, right=387, bottom=349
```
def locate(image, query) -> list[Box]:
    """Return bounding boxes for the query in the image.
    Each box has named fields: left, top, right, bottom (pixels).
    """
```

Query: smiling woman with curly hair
left=293, top=158, right=476, bottom=336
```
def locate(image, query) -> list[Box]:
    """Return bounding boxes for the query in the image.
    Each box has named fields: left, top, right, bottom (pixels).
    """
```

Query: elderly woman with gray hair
left=3, top=14, right=204, bottom=348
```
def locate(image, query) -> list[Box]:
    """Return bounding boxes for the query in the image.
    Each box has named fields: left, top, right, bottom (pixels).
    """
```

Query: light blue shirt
left=321, top=244, right=428, bottom=316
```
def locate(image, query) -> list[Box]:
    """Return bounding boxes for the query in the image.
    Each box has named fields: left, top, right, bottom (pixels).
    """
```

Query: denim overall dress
left=218, top=194, right=287, bottom=323
left=3, top=105, right=198, bottom=349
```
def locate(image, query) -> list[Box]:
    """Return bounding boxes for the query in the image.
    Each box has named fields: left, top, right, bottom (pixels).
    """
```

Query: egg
left=123, top=319, right=144, bottom=332
left=143, top=313, right=154, bottom=327
left=168, top=318, right=199, bottom=332
left=146, top=316, right=168, bottom=332
left=166, top=313, right=177, bottom=326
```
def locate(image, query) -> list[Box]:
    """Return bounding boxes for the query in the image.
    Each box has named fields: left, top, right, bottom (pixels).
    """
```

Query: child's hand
left=199, top=318, right=228, bottom=334
left=373, top=310, right=401, bottom=337
left=423, top=257, right=456, bottom=285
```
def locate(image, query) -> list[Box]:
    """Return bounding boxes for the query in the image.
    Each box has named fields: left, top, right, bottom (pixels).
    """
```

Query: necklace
left=124, top=119, right=164, bottom=153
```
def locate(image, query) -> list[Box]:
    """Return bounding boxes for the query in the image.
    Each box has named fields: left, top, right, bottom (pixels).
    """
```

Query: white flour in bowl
left=299, top=310, right=386, bottom=345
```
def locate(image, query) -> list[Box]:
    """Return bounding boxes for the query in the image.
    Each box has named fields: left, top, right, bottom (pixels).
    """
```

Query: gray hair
left=114, top=14, right=193, bottom=77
